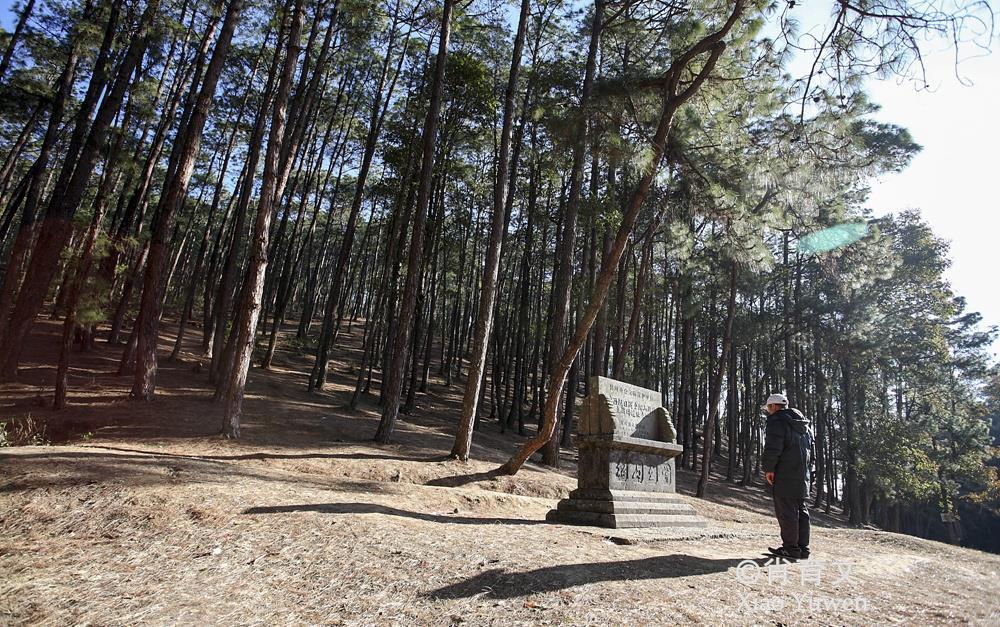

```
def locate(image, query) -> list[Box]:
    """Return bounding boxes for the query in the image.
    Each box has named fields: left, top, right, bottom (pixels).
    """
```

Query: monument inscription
left=578, top=376, right=677, bottom=444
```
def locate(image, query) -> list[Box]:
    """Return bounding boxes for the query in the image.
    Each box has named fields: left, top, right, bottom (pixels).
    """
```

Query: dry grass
left=4, top=443, right=999, bottom=625
left=1, top=321, right=999, bottom=625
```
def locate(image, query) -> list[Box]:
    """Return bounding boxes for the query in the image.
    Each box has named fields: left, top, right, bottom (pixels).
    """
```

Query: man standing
left=761, top=393, right=814, bottom=560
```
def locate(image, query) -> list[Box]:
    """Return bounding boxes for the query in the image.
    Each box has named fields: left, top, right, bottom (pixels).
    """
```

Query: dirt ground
left=2, top=321, right=999, bottom=625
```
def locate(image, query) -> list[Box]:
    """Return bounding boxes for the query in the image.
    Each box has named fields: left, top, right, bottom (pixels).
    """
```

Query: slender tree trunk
left=697, top=259, right=738, bottom=497
left=100, top=8, right=201, bottom=336
left=131, top=0, right=242, bottom=399
left=451, top=0, right=531, bottom=460
left=813, top=333, right=827, bottom=507
left=309, top=1, right=409, bottom=390
left=222, top=0, right=303, bottom=437
left=374, top=0, right=455, bottom=443
left=0, top=104, right=41, bottom=217
left=842, top=349, right=862, bottom=523
left=0, top=0, right=36, bottom=85
left=54, top=164, right=121, bottom=407
left=539, top=0, right=606, bottom=467
left=614, top=235, right=655, bottom=378
left=0, top=39, right=83, bottom=337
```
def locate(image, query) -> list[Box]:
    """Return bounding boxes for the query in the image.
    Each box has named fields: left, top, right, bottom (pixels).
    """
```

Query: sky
left=1, top=1, right=998, bottom=356
left=865, top=46, right=1000, bottom=358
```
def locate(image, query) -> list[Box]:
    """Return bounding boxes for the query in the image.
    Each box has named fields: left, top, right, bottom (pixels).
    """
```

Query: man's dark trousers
left=773, top=496, right=810, bottom=553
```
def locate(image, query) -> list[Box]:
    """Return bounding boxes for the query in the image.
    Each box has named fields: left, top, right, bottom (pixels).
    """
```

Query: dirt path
left=2, top=321, right=999, bottom=624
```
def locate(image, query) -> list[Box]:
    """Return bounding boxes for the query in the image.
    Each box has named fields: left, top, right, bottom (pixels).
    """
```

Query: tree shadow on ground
left=424, top=470, right=503, bottom=487
left=0, top=451, right=396, bottom=495
left=427, top=554, right=759, bottom=599
left=242, top=502, right=546, bottom=526
left=83, top=444, right=444, bottom=463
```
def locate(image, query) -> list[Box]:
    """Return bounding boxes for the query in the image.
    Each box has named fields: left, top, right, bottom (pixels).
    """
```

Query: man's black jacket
left=761, top=408, right=814, bottom=498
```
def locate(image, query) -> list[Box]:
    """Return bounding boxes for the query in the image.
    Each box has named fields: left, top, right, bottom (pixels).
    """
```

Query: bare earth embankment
left=2, top=321, right=999, bottom=625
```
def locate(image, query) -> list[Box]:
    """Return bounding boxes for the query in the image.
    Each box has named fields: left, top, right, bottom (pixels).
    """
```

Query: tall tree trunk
left=0, top=104, right=41, bottom=215
left=131, top=0, right=243, bottom=400
left=540, top=0, right=606, bottom=467
left=374, top=0, right=455, bottom=443
left=221, top=0, right=304, bottom=437
left=451, top=0, right=531, bottom=460
left=842, top=350, right=862, bottom=523
left=170, top=44, right=263, bottom=360
left=0, top=19, right=86, bottom=337
left=0, top=0, right=36, bottom=85
left=54, top=163, right=118, bottom=407
left=309, top=0, right=409, bottom=391
left=697, top=259, right=738, bottom=497
left=614, top=235, right=655, bottom=378
left=101, top=6, right=201, bottom=341
left=813, top=333, right=827, bottom=508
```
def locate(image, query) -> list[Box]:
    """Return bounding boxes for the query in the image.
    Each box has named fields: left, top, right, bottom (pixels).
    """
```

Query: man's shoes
left=798, top=547, right=810, bottom=560
left=767, top=546, right=802, bottom=560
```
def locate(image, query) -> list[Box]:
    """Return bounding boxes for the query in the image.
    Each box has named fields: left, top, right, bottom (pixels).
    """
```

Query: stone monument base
left=546, top=488, right=707, bottom=529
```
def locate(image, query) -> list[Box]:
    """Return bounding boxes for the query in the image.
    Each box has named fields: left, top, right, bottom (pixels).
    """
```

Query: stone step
left=569, top=489, right=691, bottom=504
left=609, top=513, right=707, bottom=528
left=546, top=509, right=707, bottom=529
left=556, top=498, right=695, bottom=516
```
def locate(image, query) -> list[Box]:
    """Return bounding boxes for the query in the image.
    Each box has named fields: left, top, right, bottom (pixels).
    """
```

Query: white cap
left=760, top=393, right=788, bottom=412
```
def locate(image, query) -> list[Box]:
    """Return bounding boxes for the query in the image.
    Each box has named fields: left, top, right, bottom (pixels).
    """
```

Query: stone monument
left=546, top=376, right=706, bottom=528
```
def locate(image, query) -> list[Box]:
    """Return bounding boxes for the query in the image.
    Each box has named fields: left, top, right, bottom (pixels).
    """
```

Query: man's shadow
left=428, top=554, right=759, bottom=599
